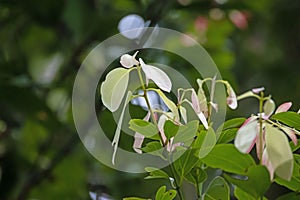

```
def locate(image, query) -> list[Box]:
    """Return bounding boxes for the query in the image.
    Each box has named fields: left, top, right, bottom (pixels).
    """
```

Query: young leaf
left=173, top=120, right=199, bottom=144
left=275, top=102, right=292, bottom=114
left=201, top=144, right=256, bottom=175
left=151, top=89, right=179, bottom=121
left=145, top=167, right=169, bottom=180
left=234, top=116, right=258, bottom=153
left=203, top=176, right=230, bottom=200
left=224, top=165, right=271, bottom=199
left=197, top=127, right=216, bottom=158
left=164, top=120, right=179, bottom=140
left=271, top=111, right=300, bottom=130
left=139, top=58, right=172, bottom=92
left=265, top=124, right=293, bottom=181
left=129, top=119, right=158, bottom=138
left=100, top=68, right=131, bottom=112
left=263, top=99, right=275, bottom=119
left=155, top=186, right=177, bottom=200
left=112, top=91, right=132, bottom=165
left=142, top=141, right=165, bottom=159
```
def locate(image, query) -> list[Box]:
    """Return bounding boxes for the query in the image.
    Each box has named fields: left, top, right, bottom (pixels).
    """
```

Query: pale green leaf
left=263, top=99, right=275, bottom=118
left=112, top=91, right=132, bottom=165
left=173, top=120, right=199, bottom=144
left=145, top=167, right=169, bottom=180
left=234, top=117, right=257, bottom=153
left=198, top=127, right=216, bottom=158
left=100, top=68, right=131, bottom=112
left=265, top=124, right=293, bottom=180
left=129, top=119, right=158, bottom=138
left=179, top=106, right=187, bottom=124
left=150, top=89, right=179, bottom=121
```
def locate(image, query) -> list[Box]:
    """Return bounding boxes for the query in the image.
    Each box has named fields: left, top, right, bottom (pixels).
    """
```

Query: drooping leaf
left=263, top=99, right=275, bottom=119
left=203, top=176, right=230, bottom=200
left=224, top=165, right=271, bottom=199
left=112, top=91, right=132, bottom=165
left=164, top=120, right=179, bottom=140
left=234, top=116, right=258, bottom=153
left=202, top=144, right=256, bottom=175
left=140, top=58, right=172, bottom=92
left=173, top=120, right=199, bottom=144
left=129, top=119, right=158, bottom=138
left=271, top=111, right=300, bottom=130
left=100, top=67, right=131, bottom=112
left=151, top=89, right=179, bottom=121
left=274, top=154, right=300, bottom=191
left=120, top=51, right=139, bottom=68
left=275, top=102, right=292, bottom=114
left=145, top=167, right=169, bottom=180
left=265, top=124, right=293, bottom=180
left=196, top=127, right=216, bottom=158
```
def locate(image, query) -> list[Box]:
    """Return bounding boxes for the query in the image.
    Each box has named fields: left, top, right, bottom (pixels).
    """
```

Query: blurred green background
left=0, top=0, right=299, bottom=199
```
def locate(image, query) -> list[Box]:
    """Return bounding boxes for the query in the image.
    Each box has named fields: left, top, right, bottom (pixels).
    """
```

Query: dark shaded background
left=0, top=0, right=299, bottom=199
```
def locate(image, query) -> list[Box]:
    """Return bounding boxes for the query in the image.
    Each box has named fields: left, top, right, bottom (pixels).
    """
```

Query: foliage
left=100, top=52, right=300, bottom=199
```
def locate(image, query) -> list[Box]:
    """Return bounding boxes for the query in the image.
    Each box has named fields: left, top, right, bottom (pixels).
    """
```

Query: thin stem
left=258, top=92, right=264, bottom=163
left=136, top=65, right=165, bottom=145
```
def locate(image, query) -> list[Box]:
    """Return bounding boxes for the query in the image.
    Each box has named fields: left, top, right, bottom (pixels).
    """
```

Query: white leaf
left=234, top=116, right=258, bottom=153
left=120, top=51, right=139, bottom=68
left=112, top=91, right=132, bottom=165
left=139, top=58, right=172, bottom=92
left=133, top=111, right=151, bottom=154
left=100, top=68, right=131, bottom=112
left=263, top=99, right=275, bottom=119
left=179, top=106, right=187, bottom=124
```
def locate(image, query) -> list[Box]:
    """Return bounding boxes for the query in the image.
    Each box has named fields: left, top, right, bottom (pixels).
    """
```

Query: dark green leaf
left=196, top=127, right=216, bottom=158
left=224, top=165, right=271, bottom=199
left=234, top=187, right=256, bottom=200
left=271, top=111, right=300, bottom=130
left=203, top=176, right=230, bottom=200
left=164, top=120, right=179, bottom=140
left=276, top=192, right=300, bottom=200
left=185, top=166, right=207, bottom=186
left=201, top=144, right=256, bottom=175
left=222, top=118, right=246, bottom=130
left=142, top=141, right=165, bottom=159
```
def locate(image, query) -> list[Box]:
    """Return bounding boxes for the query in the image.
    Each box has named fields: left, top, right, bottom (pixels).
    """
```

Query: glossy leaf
left=202, top=144, right=256, bottom=175
left=100, top=68, right=131, bottom=112
left=155, top=186, right=177, bottom=200
left=265, top=124, right=293, bottom=180
left=271, top=111, right=300, bottom=130
left=203, top=176, right=230, bottom=200
left=224, top=165, right=271, bottom=199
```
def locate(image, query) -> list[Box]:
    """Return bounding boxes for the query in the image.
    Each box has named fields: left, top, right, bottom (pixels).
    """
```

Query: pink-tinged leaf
left=255, top=128, right=266, bottom=160
left=275, top=102, right=292, bottom=114
left=166, top=138, right=181, bottom=152
left=133, top=112, right=151, bottom=154
left=197, top=112, right=208, bottom=129
left=191, top=89, right=200, bottom=113
left=262, top=149, right=275, bottom=180
left=120, top=51, right=139, bottom=68
left=179, top=106, right=187, bottom=124
left=226, top=85, right=238, bottom=109
left=252, top=87, right=265, bottom=94
left=139, top=58, right=172, bottom=92
left=210, top=102, right=218, bottom=112
left=234, top=117, right=258, bottom=153
left=262, top=99, right=275, bottom=120
left=281, top=127, right=298, bottom=146
left=133, top=132, right=144, bottom=154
